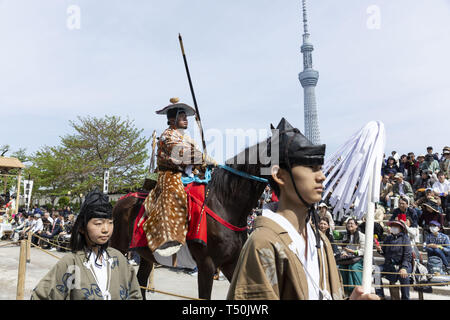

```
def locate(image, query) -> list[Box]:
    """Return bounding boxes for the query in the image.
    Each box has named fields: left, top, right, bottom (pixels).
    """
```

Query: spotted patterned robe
left=142, top=127, right=204, bottom=255
left=156, top=127, right=203, bottom=172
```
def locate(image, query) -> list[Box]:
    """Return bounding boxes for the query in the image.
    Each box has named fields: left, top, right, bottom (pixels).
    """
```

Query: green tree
left=11, top=148, right=29, bottom=163
left=60, top=115, right=150, bottom=195
left=27, top=146, right=70, bottom=206
left=57, top=196, right=70, bottom=209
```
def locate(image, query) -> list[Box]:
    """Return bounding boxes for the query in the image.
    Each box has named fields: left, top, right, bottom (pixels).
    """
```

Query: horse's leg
left=197, top=257, right=216, bottom=299
left=136, top=247, right=157, bottom=300
left=136, top=257, right=153, bottom=300
left=218, top=261, right=237, bottom=283
left=189, top=243, right=216, bottom=299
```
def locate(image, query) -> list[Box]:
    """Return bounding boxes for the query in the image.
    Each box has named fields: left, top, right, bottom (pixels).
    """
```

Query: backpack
left=427, top=255, right=444, bottom=275
left=412, top=259, right=432, bottom=293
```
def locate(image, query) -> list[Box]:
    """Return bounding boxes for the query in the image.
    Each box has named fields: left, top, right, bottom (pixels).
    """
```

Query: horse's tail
left=110, top=194, right=147, bottom=255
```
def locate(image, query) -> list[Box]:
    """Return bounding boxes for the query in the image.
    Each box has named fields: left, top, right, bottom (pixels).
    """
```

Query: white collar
left=83, top=250, right=112, bottom=300
left=262, top=205, right=331, bottom=300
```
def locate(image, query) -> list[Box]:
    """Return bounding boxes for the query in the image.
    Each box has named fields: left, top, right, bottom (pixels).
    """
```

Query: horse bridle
left=196, top=163, right=268, bottom=234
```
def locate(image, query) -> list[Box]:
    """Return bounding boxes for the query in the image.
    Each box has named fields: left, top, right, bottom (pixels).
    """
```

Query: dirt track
left=0, top=240, right=229, bottom=300
left=1, top=240, right=448, bottom=300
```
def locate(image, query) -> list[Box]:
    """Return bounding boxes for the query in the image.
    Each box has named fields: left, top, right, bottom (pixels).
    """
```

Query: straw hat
left=422, top=200, right=441, bottom=213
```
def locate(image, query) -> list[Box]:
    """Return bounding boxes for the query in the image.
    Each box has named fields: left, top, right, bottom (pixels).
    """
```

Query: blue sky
left=1, top=0, right=449, bottom=163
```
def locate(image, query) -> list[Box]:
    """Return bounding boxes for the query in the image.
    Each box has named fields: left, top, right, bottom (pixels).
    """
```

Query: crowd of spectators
left=250, top=145, right=450, bottom=299
left=6, top=205, right=76, bottom=252
left=351, top=146, right=449, bottom=298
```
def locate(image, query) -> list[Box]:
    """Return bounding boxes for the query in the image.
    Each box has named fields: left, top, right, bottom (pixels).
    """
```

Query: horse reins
left=194, top=164, right=268, bottom=233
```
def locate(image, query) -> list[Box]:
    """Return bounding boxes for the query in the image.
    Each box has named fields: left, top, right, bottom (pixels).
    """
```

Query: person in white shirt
left=433, top=171, right=450, bottom=222
left=432, top=171, right=450, bottom=197
left=21, top=215, right=35, bottom=238
left=43, top=211, right=54, bottom=225
left=31, top=214, right=43, bottom=233
left=31, top=213, right=44, bottom=245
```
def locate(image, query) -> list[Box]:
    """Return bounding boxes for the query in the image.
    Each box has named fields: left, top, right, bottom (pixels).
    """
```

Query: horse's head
left=207, top=136, right=272, bottom=210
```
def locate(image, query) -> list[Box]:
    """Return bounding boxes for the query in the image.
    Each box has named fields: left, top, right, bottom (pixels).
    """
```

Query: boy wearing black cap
left=227, top=118, right=378, bottom=300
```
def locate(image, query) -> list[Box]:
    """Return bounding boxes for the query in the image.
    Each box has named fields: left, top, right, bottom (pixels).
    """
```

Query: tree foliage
left=27, top=146, right=69, bottom=205
left=24, top=115, right=150, bottom=203
left=60, top=115, right=150, bottom=194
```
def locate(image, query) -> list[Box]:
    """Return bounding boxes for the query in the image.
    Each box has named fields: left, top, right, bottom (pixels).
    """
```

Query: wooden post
left=172, top=253, right=178, bottom=268
left=15, top=169, right=22, bottom=216
left=16, top=240, right=27, bottom=300
left=26, top=231, right=31, bottom=263
left=149, top=263, right=155, bottom=292
left=3, top=175, right=7, bottom=197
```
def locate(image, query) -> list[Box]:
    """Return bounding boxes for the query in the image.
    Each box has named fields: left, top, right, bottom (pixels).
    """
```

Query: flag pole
left=362, top=165, right=376, bottom=294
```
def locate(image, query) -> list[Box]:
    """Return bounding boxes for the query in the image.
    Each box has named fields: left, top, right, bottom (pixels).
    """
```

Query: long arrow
left=178, top=33, right=207, bottom=159
left=149, top=130, right=157, bottom=173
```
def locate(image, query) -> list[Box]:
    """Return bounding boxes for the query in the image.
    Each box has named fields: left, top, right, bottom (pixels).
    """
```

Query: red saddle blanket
left=130, top=182, right=209, bottom=249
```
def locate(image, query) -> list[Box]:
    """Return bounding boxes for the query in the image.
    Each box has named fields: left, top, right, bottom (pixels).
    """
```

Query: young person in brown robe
left=227, top=118, right=379, bottom=300
left=32, top=189, right=142, bottom=300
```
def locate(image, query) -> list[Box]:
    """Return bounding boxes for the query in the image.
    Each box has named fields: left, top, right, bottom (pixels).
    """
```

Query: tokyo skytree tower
left=298, top=0, right=321, bottom=144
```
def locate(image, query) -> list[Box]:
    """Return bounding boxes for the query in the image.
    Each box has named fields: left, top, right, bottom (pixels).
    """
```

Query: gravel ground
left=0, top=240, right=229, bottom=300
left=0, top=240, right=448, bottom=300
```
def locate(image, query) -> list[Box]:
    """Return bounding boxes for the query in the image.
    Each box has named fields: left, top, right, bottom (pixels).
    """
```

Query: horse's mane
left=209, top=139, right=269, bottom=204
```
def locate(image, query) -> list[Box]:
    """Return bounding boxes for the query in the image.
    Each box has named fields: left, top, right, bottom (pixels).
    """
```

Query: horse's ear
left=270, top=123, right=275, bottom=130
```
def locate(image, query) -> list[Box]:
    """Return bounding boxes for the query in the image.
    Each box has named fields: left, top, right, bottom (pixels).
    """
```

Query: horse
left=110, top=139, right=270, bottom=299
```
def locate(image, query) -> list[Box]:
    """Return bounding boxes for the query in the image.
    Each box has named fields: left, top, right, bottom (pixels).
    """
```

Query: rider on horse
left=142, top=98, right=216, bottom=257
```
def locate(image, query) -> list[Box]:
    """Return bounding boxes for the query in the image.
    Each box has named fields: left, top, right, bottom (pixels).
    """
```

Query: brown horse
left=110, top=140, right=269, bottom=299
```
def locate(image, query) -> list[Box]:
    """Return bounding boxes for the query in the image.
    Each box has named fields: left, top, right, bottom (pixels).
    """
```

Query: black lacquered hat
left=269, top=118, right=326, bottom=167
left=155, top=97, right=196, bottom=118
left=79, top=189, right=113, bottom=221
